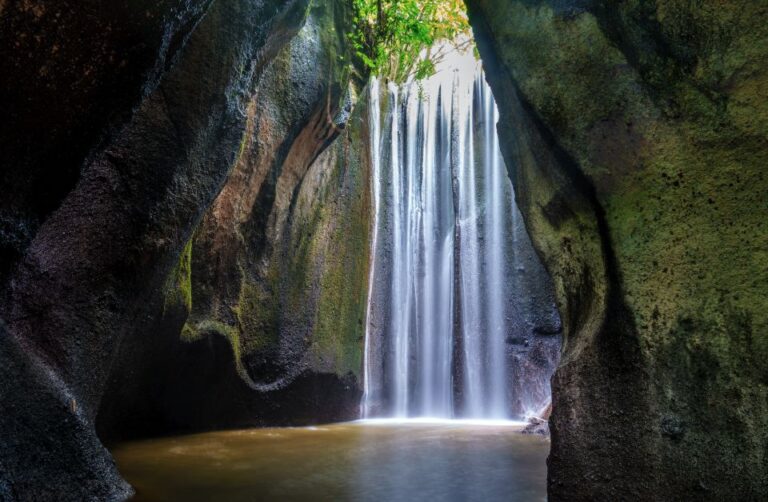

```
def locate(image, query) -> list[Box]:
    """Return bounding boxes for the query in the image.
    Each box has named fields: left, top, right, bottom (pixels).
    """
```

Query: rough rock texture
left=0, top=322, right=131, bottom=501
left=186, top=0, right=369, bottom=391
left=0, top=0, right=309, bottom=498
left=97, top=0, right=371, bottom=440
left=0, top=0, right=213, bottom=284
left=466, top=0, right=768, bottom=499
left=521, top=417, right=550, bottom=436
left=506, top=181, right=562, bottom=417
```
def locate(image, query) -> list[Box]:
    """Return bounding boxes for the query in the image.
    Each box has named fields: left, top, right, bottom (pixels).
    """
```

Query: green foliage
left=349, top=0, right=471, bottom=82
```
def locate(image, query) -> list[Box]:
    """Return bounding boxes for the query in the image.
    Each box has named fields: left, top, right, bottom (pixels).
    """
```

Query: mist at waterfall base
left=362, top=44, right=561, bottom=422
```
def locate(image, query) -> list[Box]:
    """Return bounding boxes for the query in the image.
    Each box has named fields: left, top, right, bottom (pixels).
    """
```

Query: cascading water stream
left=361, top=78, right=381, bottom=419
left=363, top=45, right=558, bottom=421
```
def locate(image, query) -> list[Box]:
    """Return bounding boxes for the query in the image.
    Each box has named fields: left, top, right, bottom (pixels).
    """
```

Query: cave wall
left=0, top=0, right=311, bottom=499
left=0, top=0, right=214, bottom=285
left=97, top=0, right=371, bottom=439
left=466, top=0, right=768, bottom=499
left=186, top=0, right=370, bottom=390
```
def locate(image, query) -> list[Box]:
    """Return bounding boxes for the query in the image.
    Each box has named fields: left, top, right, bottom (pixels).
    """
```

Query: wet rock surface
left=0, top=322, right=132, bottom=502
left=521, top=417, right=549, bottom=436
left=466, top=0, right=768, bottom=499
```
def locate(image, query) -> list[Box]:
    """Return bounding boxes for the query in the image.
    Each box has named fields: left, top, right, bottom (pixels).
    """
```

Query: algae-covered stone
left=180, top=0, right=369, bottom=401
left=96, top=0, right=369, bottom=443
left=466, top=0, right=768, bottom=499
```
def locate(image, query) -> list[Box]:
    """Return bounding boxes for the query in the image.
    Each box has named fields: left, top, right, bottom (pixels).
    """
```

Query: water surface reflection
left=112, top=422, right=548, bottom=501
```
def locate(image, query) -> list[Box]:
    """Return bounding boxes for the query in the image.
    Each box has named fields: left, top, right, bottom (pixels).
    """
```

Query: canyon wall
left=0, top=0, right=313, bottom=498
left=98, top=0, right=372, bottom=437
left=466, top=0, right=768, bottom=499
left=186, top=0, right=369, bottom=401
left=1, top=0, right=371, bottom=495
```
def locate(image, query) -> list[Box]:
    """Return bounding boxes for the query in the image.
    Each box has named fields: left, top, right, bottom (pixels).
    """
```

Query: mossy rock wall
left=466, top=0, right=768, bottom=499
left=147, top=0, right=370, bottom=424
left=97, top=0, right=370, bottom=442
left=1, top=0, right=310, bottom=498
left=282, top=89, right=372, bottom=381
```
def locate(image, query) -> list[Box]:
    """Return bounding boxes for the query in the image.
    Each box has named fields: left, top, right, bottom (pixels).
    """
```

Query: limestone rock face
left=0, top=0, right=309, bottom=498
left=466, top=0, right=768, bottom=499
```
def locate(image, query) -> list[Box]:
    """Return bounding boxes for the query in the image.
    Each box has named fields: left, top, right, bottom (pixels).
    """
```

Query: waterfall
left=363, top=46, right=559, bottom=420
left=361, top=78, right=381, bottom=419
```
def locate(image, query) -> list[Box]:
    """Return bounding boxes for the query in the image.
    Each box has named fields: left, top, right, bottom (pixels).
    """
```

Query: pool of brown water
left=112, top=421, right=549, bottom=501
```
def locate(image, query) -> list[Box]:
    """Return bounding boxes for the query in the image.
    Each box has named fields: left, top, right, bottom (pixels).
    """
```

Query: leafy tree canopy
left=349, top=0, right=471, bottom=83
